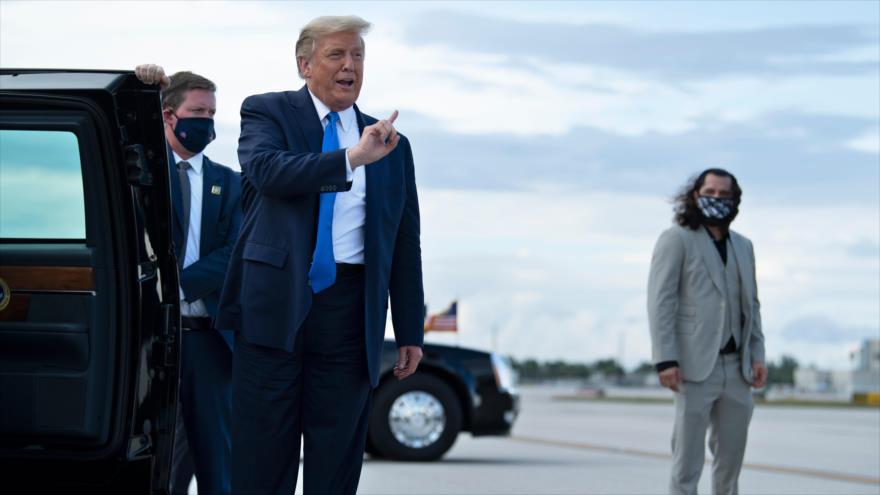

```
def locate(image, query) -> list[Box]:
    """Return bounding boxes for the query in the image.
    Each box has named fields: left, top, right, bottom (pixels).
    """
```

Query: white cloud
left=367, top=43, right=879, bottom=137
left=4, top=1, right=877, bottom=371
left=846, top=126, right=880, bottom=154
left=413, top=189, right=878, bottom=370
left=4, top=2, right=876, bottom=144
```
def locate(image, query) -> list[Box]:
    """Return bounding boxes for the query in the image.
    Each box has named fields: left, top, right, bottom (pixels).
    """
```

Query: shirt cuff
left=344, top=149, right=353, bottom=182
left=655, top=361, right=679, bottom=373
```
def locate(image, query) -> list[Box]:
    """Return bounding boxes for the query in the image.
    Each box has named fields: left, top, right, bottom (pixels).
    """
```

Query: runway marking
left=510, top=435, right=880, bottom=486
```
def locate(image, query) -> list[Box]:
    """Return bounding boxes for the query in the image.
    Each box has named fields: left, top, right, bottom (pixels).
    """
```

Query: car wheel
left=369, top=373, right=462, bottom=461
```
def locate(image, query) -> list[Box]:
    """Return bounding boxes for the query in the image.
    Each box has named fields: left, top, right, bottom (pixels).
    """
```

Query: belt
left=335, top=263, right=364, bottom=276
left=181, top=316, right=213, bottom=331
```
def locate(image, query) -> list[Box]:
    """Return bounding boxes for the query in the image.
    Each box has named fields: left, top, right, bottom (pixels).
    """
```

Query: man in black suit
left=135, top=65, right=241, bottom=495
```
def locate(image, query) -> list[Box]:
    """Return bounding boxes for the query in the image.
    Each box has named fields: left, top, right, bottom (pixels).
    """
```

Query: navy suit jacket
left=216, top=85, right=424, bottom=386
left=169, top=154, right=242, bottom=327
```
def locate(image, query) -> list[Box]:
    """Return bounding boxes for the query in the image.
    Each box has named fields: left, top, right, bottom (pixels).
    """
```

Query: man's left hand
left=347, top=111, right=400, bottom=168
left=394, top=345, right=423, bottom=380
left=134, top=64, right=171, bottom=90
left=751, top=362, right=768, bottom=388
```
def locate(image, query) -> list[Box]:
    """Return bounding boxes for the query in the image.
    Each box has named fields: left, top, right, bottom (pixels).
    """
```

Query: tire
left=368, top=373, right=462, bottom=461
left=363, top=435, right=381, bottom=457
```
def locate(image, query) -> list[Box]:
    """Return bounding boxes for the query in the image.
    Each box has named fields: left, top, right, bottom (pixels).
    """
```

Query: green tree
left=510, top=358, right=541, bottom=381
left=509, top=358, right=592, bottom=381
left=767, top=355, right=799, bottom=385
left=633, top=361, right=656, bottom=375
left=593, top=358, right=625, bottom=378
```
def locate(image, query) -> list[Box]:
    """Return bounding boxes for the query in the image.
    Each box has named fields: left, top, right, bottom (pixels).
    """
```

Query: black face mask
left=173, top=115, right=215, bottom=154
left=697, top=196, right=736, bottom=225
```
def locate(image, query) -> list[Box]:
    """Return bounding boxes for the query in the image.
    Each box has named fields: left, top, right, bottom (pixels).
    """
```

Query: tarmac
left=357, top=384, right=880, bottom=495
left=190, top=383, right=880, bottom=494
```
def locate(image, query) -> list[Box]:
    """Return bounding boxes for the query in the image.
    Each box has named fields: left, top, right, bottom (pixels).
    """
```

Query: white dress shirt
left=308, top=89, right=366, bottom=264
left=173, top=150, right=209, bottom=317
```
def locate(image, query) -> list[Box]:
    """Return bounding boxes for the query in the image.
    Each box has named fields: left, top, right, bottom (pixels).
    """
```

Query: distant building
left=793, top=368, right=852, bottom=394
left=794, top=339, right=880, bottom=396
left=794, top=368, right=832, bottom=393
left=852, top=339, right=880, bottom=395
left=854, top=339, right=880, bottom=371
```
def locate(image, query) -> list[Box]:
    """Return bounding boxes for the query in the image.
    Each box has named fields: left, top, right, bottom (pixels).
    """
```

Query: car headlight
left=491, top=353, right=518, bottom=393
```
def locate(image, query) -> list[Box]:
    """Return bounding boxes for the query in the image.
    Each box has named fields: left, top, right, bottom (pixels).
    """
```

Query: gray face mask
left=697, top=196, right=736, bottom=224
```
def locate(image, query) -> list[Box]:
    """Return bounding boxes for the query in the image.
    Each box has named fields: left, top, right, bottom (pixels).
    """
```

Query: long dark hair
left=673, top=168, right=742, bottom=230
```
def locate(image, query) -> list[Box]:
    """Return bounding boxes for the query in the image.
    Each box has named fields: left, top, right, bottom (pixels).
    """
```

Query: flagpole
left=456, top=297, right=460, bottom=347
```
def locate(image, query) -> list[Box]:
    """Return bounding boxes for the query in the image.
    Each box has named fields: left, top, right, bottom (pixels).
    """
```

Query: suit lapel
left=167, top=146, right=185, bottom=255
left=356, top=106, right=378, bottom=201
left=365, top=160, right=386, bottom=225
left=357, top=106, right=386, bottom=275
left=287, top=86, right=328, bottom=233
left=286, top=85, right=324, bottom=153
left=356, top=106, right=387, bottom=201
left=200, top=157, right=222, bottom=256
left=694, top=227, right=727, bottom=297
left=729, top=233, right=753, bottom=322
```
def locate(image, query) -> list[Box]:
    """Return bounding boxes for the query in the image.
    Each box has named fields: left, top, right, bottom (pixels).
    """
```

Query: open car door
left=0, top=70, right=180, bottom=493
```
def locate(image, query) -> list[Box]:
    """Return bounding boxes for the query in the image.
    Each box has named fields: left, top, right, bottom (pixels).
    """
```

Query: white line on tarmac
left=511, top=435, right=880, bottom=486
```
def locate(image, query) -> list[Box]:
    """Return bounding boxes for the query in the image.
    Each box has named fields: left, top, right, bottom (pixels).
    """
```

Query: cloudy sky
left=2, top=1, right=877, bottom=370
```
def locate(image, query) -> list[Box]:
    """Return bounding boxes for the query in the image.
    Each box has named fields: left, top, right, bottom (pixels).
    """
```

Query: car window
left=0, top=129, right=86, bottom=240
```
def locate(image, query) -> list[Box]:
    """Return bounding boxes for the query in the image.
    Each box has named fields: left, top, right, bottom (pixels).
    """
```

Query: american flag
left=424, top=301, right=458, bottom=332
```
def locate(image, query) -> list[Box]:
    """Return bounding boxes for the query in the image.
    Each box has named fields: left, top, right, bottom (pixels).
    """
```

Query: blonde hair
left=295, top=15, right=371, bottom=78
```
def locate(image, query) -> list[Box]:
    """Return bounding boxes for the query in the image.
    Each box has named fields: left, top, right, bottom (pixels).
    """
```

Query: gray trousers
left=670, top=353, right=753, bottom=495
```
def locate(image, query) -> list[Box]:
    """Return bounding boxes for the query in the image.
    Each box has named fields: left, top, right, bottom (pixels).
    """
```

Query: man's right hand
left=134, top=64, right=171, bottom=90
left=658, top=366, right=683, bottom=392
left=347, top=110, right=400, bottom=168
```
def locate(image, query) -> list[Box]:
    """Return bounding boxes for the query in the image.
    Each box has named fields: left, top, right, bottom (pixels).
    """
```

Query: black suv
left=0, top=70, right=518, bottom=493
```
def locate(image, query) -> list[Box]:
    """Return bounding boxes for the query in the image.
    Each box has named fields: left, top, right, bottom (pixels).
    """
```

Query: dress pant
left=170, top=327, right=234, bottom=495
left=231, top=266, right=372, bottom=495
left=670, top=353, right=753, bottom=495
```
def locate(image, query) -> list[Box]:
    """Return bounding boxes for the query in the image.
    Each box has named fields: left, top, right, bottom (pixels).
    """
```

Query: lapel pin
left=211, top=185, right=222, bottom=196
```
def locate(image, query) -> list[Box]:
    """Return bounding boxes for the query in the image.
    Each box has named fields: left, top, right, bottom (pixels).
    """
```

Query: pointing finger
left=387, top=110, right=398, bottom=125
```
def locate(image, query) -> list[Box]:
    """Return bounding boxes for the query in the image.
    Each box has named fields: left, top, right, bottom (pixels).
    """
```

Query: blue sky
left=2, top=0, right=877, bottom=369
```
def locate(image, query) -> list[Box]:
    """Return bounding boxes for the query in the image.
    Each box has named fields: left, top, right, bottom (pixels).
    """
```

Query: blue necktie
left=309, top=111, right=340, bottom=293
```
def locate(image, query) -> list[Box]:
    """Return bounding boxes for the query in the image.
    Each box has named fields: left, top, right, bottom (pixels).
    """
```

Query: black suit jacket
left=216, top=86, right=424, bottom=386
left=169, top=154, right=242, bottom=323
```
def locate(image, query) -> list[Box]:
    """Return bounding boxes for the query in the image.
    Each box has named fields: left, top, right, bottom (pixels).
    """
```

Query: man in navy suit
left=216, top=15, right=424, bottom=494
left=136, top=65, right=242, bottom=495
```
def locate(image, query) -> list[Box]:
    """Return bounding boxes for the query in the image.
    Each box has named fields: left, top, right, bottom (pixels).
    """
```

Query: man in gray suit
left=648, top=168, right=767, bottom=495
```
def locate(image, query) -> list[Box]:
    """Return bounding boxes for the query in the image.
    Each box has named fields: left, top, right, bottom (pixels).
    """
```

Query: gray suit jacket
left=647, top=224, right=765, bottom=382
